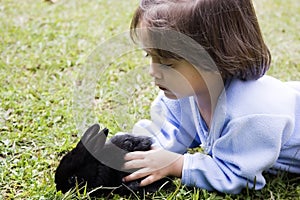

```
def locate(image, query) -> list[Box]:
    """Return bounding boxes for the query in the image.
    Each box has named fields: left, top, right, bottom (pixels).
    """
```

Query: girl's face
left=147, top=51, right=211, bottom=99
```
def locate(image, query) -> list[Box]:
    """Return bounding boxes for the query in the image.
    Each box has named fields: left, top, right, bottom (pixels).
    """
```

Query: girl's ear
left=80, top=124, right=109, bottom=155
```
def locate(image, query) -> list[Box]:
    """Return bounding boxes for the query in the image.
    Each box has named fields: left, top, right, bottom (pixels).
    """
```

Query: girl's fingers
left=124, top=151, right=145, bottom=161
left=123, top=159, right=145, bottom=169
left=150, top=146, right=159, bottom=150
left=122, top=168, right=150, bottom=182
left=139, top=175, right=158, bottom=187
left=123, top=172, right=161, bottom=187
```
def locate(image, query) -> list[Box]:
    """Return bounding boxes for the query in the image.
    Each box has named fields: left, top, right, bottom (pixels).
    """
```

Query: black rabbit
left=54, top=124, right=172, bottom=197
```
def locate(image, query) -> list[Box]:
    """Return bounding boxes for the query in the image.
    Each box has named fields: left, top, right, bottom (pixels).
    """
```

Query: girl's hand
left=122, top=147, right=183, bottom=186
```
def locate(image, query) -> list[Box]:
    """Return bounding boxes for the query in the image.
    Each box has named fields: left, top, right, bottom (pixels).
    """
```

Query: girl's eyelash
left=161, top=63, right=174, bottom=68
left=143, top=52, right=174, bottom=67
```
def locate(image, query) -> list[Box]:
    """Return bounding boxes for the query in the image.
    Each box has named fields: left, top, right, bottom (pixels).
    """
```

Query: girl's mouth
left=157, top=85, right=177, bottom=99
left=156, top=84, right=169, bottom=92
left=156, top=84, right=173, bottom=95
left=158, top=86, right=167, bottom=91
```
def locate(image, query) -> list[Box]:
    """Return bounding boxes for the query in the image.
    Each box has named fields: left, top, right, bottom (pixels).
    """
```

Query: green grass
left=0, top=0, right=299, bottom=199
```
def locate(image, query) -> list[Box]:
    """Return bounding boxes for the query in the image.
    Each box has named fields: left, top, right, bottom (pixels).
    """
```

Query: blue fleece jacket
left=132, top=75, right=300, bottom=194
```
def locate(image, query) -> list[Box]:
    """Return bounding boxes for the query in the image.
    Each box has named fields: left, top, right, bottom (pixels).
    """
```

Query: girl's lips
left=156, top=84, right=177, bottom=98
left=159, top=86, right=167, bottom=91
left=156, top=84, right=167, bottom=91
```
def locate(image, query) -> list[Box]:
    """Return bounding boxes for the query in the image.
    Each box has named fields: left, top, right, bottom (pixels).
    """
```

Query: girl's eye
left=161, top=63, right=173, bottom=67
left=144, top=52, right=149, bottom=57
left=159, top=58, right=174, bottom=68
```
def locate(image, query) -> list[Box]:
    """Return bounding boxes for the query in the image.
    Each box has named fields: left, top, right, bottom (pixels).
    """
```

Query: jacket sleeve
left=132, top=93, right=200, bottom=154
left=182, top=114, right=294, bottom=194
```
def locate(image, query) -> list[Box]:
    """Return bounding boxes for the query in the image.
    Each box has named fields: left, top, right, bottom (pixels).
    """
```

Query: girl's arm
left=182, top=114, right=293, bottom=193
left=132, top=92, right=201, bottom=153
left=130, top=112, right=293, bottom=193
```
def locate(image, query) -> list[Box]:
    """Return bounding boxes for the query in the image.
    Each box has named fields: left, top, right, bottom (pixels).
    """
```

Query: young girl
left=122, top=0, right=300, bottom=194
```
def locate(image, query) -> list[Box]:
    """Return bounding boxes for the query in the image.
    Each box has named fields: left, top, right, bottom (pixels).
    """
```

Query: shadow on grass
left=54, top=172, right=299, bottom=200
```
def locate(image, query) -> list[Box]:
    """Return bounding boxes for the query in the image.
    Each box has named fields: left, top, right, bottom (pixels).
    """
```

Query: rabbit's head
left=54, top=124, right=109, bottom=193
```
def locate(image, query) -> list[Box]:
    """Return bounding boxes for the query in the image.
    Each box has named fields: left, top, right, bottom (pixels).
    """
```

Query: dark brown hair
left=130, top=0, right=271, bottom=81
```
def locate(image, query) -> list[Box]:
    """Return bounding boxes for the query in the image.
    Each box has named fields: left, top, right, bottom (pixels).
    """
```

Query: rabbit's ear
left=80, top=124, right=101, bottom=144
left=100, top=127, right=109, bottom=137
left=80, top=124, right=109, bottom=157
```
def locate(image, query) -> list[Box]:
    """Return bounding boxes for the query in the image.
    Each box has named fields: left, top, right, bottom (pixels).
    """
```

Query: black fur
left=55, top=124, right=172, bottom=197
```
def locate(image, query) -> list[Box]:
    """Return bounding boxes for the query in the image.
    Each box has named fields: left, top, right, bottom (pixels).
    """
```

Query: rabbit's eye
left=68, top=175, right=85, bottom=185
left=68, top=175, right=77, bottom=185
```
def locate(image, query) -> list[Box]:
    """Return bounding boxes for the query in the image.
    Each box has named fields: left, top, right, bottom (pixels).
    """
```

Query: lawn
left=0, top=0, right=299, bottom=199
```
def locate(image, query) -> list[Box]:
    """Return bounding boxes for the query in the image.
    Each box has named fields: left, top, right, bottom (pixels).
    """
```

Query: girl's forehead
left=136, top=28, right=168, bottom=57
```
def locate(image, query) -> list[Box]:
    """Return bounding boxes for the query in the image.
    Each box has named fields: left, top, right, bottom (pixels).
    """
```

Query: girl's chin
left=163, top=90, right=179, bottom=99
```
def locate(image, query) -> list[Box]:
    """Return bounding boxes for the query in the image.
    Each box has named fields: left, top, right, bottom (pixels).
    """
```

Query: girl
left=122, top=0, right=300, bottom=194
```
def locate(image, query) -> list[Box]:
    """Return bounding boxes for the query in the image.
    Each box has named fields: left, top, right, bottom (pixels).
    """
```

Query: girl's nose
left=149, top=62, right=162, bottom=79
